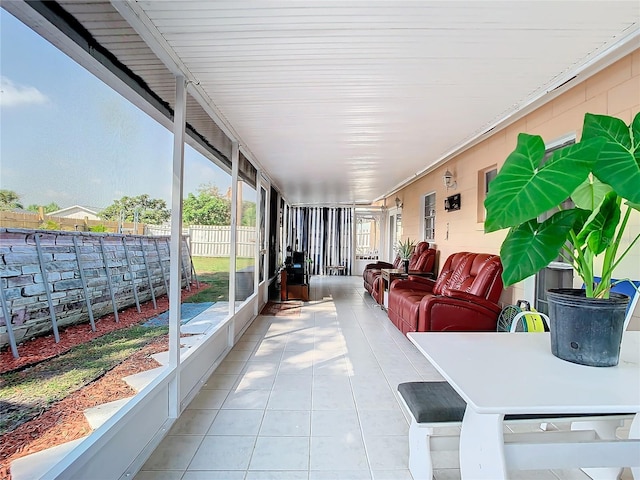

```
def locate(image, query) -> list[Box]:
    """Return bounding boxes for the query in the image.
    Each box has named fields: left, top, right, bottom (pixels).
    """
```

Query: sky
left=0, top=8, right=232, bottom=211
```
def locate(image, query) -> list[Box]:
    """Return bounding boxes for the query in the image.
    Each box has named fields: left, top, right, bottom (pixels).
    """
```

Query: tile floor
left=134, top=275, right=631, bottom=480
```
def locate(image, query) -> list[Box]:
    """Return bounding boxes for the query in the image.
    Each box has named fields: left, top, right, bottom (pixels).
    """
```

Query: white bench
left=325, top=265, right=346, bottom=275
left=397, top=381, right=634, bottom=480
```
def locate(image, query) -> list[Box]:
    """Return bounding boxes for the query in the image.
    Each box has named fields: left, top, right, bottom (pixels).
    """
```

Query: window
left=235, top=179, right=257, bottom=306
left=477, top=165, right=497, bottom=222
left=423, top=193, right=436, bottom=241
left=485, top=168, right=497, bottom=195
left=355, top=213, right=381, bottom=260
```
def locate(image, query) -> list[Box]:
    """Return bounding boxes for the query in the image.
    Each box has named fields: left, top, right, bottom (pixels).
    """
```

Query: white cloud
left=0, top=76, right=48, bottom=107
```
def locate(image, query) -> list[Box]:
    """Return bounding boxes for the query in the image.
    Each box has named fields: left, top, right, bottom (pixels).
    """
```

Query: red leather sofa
left=387, top=252, right=504, bottom=334
left=363, top=242, right=436, bottom=304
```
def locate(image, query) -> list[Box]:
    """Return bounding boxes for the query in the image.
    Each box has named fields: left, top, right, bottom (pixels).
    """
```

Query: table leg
left=459, top=408, right=507, bottom=480
left=631, top=413, right=640, bottom=480
left=572, top=418, right=624, bottom=480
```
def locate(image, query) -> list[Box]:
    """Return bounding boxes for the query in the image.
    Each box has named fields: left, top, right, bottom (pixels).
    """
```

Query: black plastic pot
left=547, top=288, right=629, bottom=367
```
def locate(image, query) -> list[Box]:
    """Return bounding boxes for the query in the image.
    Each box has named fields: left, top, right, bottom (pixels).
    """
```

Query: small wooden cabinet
left=280, top=269, right=309, bottom=301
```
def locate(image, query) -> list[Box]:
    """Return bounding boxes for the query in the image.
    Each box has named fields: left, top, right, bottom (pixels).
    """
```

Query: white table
left=407, top=331, right=640, bottom=480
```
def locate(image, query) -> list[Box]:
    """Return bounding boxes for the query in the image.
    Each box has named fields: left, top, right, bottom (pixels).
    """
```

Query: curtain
left=289, top=207, right=353, bottom=275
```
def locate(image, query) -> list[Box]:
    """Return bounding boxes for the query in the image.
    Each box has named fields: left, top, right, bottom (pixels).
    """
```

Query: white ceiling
left=11, top=1, right=640, bottom=206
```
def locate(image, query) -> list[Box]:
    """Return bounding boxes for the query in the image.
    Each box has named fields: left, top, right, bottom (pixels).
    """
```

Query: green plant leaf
left=484, top=133, right=601, bottom=232
left=571, top=176, right=612, bottom=211
left=575, top=191, right=620, bottom=255
left=582, top=112, right=632, bottom=148
left=626, top=200, right=640, bottom=212
left=583, top=112, right=640, bottom=204
left=500, top=209, right=580, bottom=286
left=396, top=238, right=415, bottom=260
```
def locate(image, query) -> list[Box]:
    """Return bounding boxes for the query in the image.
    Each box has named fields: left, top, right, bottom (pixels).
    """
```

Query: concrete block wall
left=0, top=228, right=192, bottom=350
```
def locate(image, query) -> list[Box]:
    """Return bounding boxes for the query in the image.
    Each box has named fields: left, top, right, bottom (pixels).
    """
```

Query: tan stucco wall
left=388, top=49, right=640, bottom=327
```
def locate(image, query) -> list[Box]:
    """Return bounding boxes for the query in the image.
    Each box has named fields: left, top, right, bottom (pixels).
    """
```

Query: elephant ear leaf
left=499, top=209, right=579, bottom=286
left=575, top=191, right=620, bottom=255
left=571, top=177, right=612, bottom=211
left=485, top=133, right=600, bottom=233
left=583, top=112, right=640, bottom=204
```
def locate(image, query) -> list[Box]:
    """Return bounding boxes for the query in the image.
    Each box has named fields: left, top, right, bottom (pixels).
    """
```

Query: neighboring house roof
left=50, top=205, right=101, bottom=219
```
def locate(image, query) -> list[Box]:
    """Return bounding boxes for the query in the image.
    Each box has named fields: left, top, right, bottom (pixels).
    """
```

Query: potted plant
left=484, top=112, right=640, bottom=366
left=396, top=238, right=416, bottom=274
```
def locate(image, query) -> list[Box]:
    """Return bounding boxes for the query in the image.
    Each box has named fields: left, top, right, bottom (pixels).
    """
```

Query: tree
left=241, top=201, right=256, bottom=226
left=27, top=202, right=60, bottom=214
left=183, top=184, right=231, bottom=225
left=0, top=189, right=23, bottom=211
left=100, top=194, right=170, bottom=224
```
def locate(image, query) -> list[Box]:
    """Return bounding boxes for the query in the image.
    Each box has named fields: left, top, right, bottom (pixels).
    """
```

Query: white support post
left=263, top=178, right=271, bottom=304
left=169, top=75, right=186, bottom=418
left=254, top=171, right=263, bottom=316
left=228, top=142, right=239, bottom=342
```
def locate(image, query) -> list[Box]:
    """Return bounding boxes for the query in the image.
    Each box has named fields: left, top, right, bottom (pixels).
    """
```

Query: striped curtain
left=289, top=207, right=353, bottom=275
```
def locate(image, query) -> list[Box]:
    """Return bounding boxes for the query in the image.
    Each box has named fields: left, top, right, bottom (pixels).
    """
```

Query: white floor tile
left=203, top=373, right=238, bottom=390
left=216, top=360, right=246, bottom=375
left=222, top=389, right=271, bottom=409
left=312, top=386, right=356, bottom=410
left=235, top=371, right=277, bottom=390
left=182, top=472, right=245, bottom=480
left=310, top=435, right=368, bottom=470
left=187, top=389, right=229, bottom=410
left=358, top=409, right=408, bottom=437
left=363, top=435, right=409, bottom=470
left=267, top=388, right=312, bottom=410
left=260, top=409, right=311, bottom=436
left=309, top=470, right=371, bottom=480
left=246, top=471, right=309, bottom=480
left=188, top=435, right=255, bottom=470
left=371, top=470, right=413, bottom=480
left=225, top=349, right=254, bottom=362
left=311, top=410, right=361, bottom=437
left=168, top=409, right=218, bottom=435
left=134, top=471, right=184, bottom=480
left=249, top=436, right=310, bottom=470
left=273, top=373, right=313, bottom=391
left=208, top=409, right=264, bottom=436
left=142, top=435, right=202, bottom=470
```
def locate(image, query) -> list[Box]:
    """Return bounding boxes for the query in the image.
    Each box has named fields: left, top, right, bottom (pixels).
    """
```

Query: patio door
left=388, top=208, right=402, bottom=260
left=354, top=208, right=384, bottom=275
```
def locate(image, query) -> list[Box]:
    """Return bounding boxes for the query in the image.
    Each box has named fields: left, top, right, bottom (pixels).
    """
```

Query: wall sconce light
left=443, top=170, right=457, bottom=190
left=395, top=197, right=403, bottom=209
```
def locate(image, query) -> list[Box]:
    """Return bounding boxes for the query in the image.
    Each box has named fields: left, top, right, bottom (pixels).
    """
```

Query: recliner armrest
left=438, top=289, right=502, bottom=314
left=391, top=276, right=435, bottom=293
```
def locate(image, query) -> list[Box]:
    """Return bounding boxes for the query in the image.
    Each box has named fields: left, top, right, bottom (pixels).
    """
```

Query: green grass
left=191, top=256, right=253, bottom=274
left=187, top=256, right=254, bottom=303
left=0, top=325, right=168, bottom=435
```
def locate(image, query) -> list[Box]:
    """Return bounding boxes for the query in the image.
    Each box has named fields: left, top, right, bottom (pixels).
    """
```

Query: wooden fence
left=146, top=225, right=256, bottom=258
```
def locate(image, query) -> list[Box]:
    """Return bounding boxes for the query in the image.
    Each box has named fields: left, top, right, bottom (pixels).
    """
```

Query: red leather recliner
left=387, top=252, right=504, bottom=334
left=363, top=257, right=401, bottom=301
left=363, top=242, right=435, bottom=304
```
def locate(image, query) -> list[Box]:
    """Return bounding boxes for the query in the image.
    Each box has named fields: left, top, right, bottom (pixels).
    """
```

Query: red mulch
left=0, top=284, right=209, bottom=480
